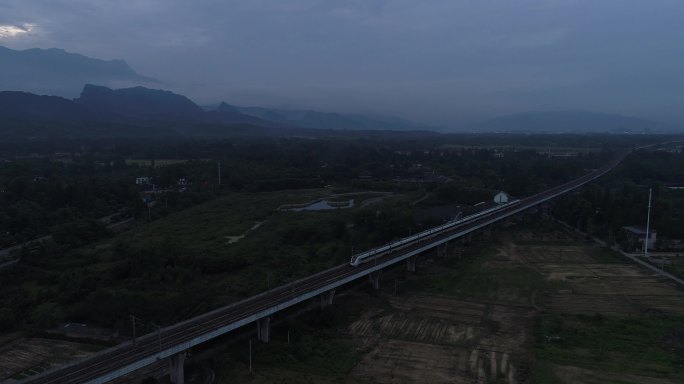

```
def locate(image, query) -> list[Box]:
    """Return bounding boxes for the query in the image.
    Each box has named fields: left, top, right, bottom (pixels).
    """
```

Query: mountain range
left=0, top=85, right=677, bottom=140
left=0, top=45, right=157, bottom=97
left=0, top=45, right=679, bottom=138
left=0, top=85, right=444, bottom=141
left=0, top=84, right=270, bottom=126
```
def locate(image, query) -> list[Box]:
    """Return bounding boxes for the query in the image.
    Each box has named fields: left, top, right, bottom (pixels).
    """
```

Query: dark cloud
left=2, top=0, right=684, bottom=125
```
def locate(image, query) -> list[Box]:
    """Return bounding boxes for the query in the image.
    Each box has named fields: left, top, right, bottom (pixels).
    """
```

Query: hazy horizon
left=2, top=1, right=684, bottom=127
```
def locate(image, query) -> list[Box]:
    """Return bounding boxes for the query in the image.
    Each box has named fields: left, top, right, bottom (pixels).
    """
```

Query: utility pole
left=645, top=188, right=652, bottom=258
left=249, top=339, right=252, bottom=373
left=217, top=162, right=222, bottom=186
left=152, top=323, right=162, bottom=352
left=129, top=314, right=140, bottom=345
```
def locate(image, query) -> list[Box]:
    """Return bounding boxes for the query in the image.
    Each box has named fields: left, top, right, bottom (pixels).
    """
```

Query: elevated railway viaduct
left=23, top=150, right=629, bottom=384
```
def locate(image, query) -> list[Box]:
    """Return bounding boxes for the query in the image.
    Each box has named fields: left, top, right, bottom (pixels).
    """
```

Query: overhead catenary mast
left=644, top=188, right=652, bottom=257
left=217, top=161, right=222, bottom=185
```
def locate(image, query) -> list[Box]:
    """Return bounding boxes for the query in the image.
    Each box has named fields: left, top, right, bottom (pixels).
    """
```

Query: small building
left=659, top=237, right=684, bottom=251
left=135, top=176, right=151, bottom=185
left=621, top=226, right=657, bottom=252
left=493, top=191, right=510, bottom=204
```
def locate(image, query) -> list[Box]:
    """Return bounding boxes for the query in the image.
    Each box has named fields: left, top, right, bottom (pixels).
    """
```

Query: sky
left=2, top=0, right=684, bottom=127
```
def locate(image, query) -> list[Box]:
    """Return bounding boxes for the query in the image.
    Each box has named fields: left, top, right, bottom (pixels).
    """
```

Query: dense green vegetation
left=0, top=134, right=612, bottom=250
left=0, top=134, right=674, bottom=339
left=0, top=188, right=419, bottom=333
left=0, top=155, right=217, bottom=249
left=553, top=149, right=684, bottom=244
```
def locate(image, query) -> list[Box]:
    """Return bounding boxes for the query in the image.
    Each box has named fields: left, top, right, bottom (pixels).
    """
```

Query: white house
left=493, top=191, right=510, bottom=204
left=622, top=226, right=657, bottom=252
left=135, top=176, right=151, bottom=185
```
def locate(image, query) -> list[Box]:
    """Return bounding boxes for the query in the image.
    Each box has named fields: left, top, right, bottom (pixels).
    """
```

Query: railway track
left=23, top=150, right=628, bottom=384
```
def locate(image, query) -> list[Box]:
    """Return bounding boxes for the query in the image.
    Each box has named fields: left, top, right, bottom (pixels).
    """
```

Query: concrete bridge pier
left=406, top=256, right=417, bottom=272
left=320, top=290, right=335, bottom=308
left=436, top=243, right=448, bottom=258
left=369, top=271, right=382, bottom=289
left=168, top=351, right=187, bottom=384
left=484, top=225, right=493, bottom=239
left=257, top=316, right=271, bottom=343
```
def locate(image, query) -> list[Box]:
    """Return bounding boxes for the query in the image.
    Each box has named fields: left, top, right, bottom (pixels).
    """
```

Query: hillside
left=0, top=45, right=157, bottom=97
left=0, top=85, right=282, bottom=140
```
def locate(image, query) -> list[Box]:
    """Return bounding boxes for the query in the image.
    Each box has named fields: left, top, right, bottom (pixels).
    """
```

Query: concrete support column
left=320, top=290, right=335, bottom=309
left=437, top=243, right=448, bottom=258
left=369, top=271, right=381, bottom=290
left=257, top=316, right=271, bottom=343
left=406, top=256, right=417, bottom=272
left=485, top=225, right=492, bottom=239
left=169, top=351, right=187, bottom=384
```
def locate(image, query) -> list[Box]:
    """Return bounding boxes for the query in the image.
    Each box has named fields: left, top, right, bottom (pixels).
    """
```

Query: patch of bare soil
left=344, top=229, right=684, bottom=383
left=0, top=338, right=99, bottom=381
left=553, top=364, right=676, bottom=384
left=508, top=243, right=684, bottom=316
left=349, top=295, right=534, bottom=384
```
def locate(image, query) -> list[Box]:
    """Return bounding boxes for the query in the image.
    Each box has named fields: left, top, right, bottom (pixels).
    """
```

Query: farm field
left=0, top=337, right=103, bottom=381
left=210, top=220, right=684, bottom=384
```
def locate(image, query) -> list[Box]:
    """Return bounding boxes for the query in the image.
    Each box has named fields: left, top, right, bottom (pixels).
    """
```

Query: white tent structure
left=493, top=191, right=510, bottom=204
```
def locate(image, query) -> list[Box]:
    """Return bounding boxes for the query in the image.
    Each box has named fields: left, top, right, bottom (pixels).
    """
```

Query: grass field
left=534, top=314, right=684, bottom=381
left=16, top=188, right=419, bottom=333
left=409, top=245, right=560, bottom=306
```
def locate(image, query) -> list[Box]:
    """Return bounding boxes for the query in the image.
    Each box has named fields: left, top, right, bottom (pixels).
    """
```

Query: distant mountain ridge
left=475, top=111, right=673, bottom=134
left=0, top=85, right=273, bottom=127
left=0, top=91, right=100, bottom=122
left=215, top=102, right=438, bottom=132
left=1, top=83, right=679, bottom=141
left=0, top=45, right=158, bottom=97
left=76, top=84, right=204, bottom=122
left=0, top=86, right=445, bottom=141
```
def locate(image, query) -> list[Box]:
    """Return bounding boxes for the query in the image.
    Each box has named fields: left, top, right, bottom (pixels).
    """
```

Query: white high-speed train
left=349, top=200, right=519, bottom=266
